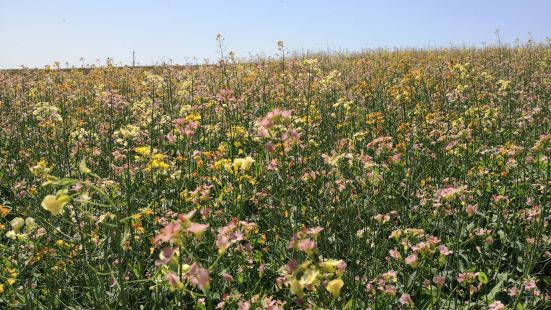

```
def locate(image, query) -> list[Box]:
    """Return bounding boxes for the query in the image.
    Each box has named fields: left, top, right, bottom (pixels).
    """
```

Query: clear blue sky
left=1, top=0, right=549, bottom=68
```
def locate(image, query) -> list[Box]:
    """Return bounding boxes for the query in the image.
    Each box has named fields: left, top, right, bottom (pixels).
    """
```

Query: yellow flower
left=325, top=279, right=344, bottom=297
left=79, top=160, right=91, bottom=174
left=241, top=156, right=255, bottom=172
left=10, top=217, right=24, bottom=232
left=289, top=279, right=304, bottom=297
left=25, top=217, right=36, bottom=230
left=0, top=205, right=9, bottom=217
left=146, top=158, right=170, bottom=171
left=300, top=268, right=320, bottom=287
left=320, top=259, right=344, bottom=274
left=41, top=195, right=69, bottom=215
left=134, top=146, right=151, bottom=156
left=8, top=268, right=17, bottom=278
left=5, top=230, right=17, bottom=240
left=232, top=156, right=255, bottom=173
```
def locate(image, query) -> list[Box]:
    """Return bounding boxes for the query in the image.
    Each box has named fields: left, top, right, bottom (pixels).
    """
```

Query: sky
left=0, top=0, right=550, bottom=69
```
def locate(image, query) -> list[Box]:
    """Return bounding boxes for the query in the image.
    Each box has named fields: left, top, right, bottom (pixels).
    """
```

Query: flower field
left=0, top=43, right=550, bottom=309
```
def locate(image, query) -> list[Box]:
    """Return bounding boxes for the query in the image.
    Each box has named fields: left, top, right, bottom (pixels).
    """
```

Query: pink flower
left=281, top=129, right=300, bottom=142
left=154, top=221, right=181, bottom=244
left=337, top=260, right=347, bottom=274
left=260, top=118, right=273, bottom=129
left=166, top=133, right=176, bottom=144
left=523, top=278, right=536, bottom=291
left=488, top=301, right=505, bottom=310
left=466, top=204, right=477, bottom=217
left=412, top=242, right=430, bottom=253
left=287, top=259, right=299, bottom=273
left=222, top=272, right=234, bottom=282
left=215, top=220, right=254, bottom=254
left=433, top=276, right=445, bottom=288
left=155, top=247, right=176, bottom=266
left=200, top=208, right=211, bottom=217
left=262, top=296, right=286, bottom=310
left=389, top=248, right=402, bottom=260
left=306, top=226, right=324, bottom=236
left=438, top=186, right=466, bottom=200
left=385, top=285, right=397, bottom=296
left=166, top=272, right=180, bottom=288
left=178, top=210, right=196, bottom=223
left=427, top=236, right=441, bottom=246
left=187, top=223, right=209, bottom=237
left=264, top=142, right=276, bottom=153
left=216, top=235, right=231, bottom=253
left=508, top=287, right=519, bottom=297
left=423, top=279, right=431, bottom=288
left=438, top=245, right=452, bottom=256
left=405, top=253, right=418, bottom=268
left=382, top=270, right=397, bottom=282
left=186, top=263, right=210, bottom=291
left=238, top=301, right=251, bottom=310
left=399, top=293, right=413, bottom=306
left=72, top=183, right=83, bottom=191
left=258, top=264, right=266, bottom=275
left=267, top=159, right=278, bottom=170
left=298, top=239, right=317, bottom=252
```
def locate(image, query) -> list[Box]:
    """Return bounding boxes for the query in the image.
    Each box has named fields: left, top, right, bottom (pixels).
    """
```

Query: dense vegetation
left=0, top=42, right=550, bottom=309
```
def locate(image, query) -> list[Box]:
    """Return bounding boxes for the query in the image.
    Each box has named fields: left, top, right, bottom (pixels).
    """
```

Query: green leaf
left=497, top=230, right=505, bottom=241
left=484, top=276, right=505, bottom=301
left=406, top=271, right=418, bottom=288
left=478, top=272, right=488, bottom=284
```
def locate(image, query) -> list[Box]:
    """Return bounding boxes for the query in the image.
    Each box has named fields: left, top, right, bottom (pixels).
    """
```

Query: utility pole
left=132, top=50, right=136, bottom=67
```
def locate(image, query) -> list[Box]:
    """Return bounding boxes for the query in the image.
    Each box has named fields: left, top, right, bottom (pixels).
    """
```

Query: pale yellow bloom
left=25, top=217, right=36, bottom=230
left=320, top=259, right=345, bottom=274
left=10, top=217, right=24, bottom=232
left=232, top=156, right=255, bottom=173
left=289, top=279, right=304, bottom=297
left=300, top=268, right=320, bottom=288
left=326, top=279, right=344, bottom=297
left=241, top=156, right=255, bottom=172
left=79, top=160, right=91, bottom=174
left=41, top=194, right=68, bottom=215
left=5, top=230, right=17, bottom=240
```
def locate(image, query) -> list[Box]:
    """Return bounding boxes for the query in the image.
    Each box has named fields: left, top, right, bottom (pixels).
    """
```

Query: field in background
left=0, top=43, right=550, bottom=309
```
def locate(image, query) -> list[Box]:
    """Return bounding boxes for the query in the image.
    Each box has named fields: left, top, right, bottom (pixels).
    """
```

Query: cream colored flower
left=41, top=195, right=68, bottom=215
left=10, top=217, right=25, bottom=232
left=25, top=217, right=36, bottom=230
left=5, top=230, right=17, bottom=240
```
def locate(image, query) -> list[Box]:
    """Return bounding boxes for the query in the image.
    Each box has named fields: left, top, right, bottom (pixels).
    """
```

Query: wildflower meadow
left=0, top=41, right=550, bottom=309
